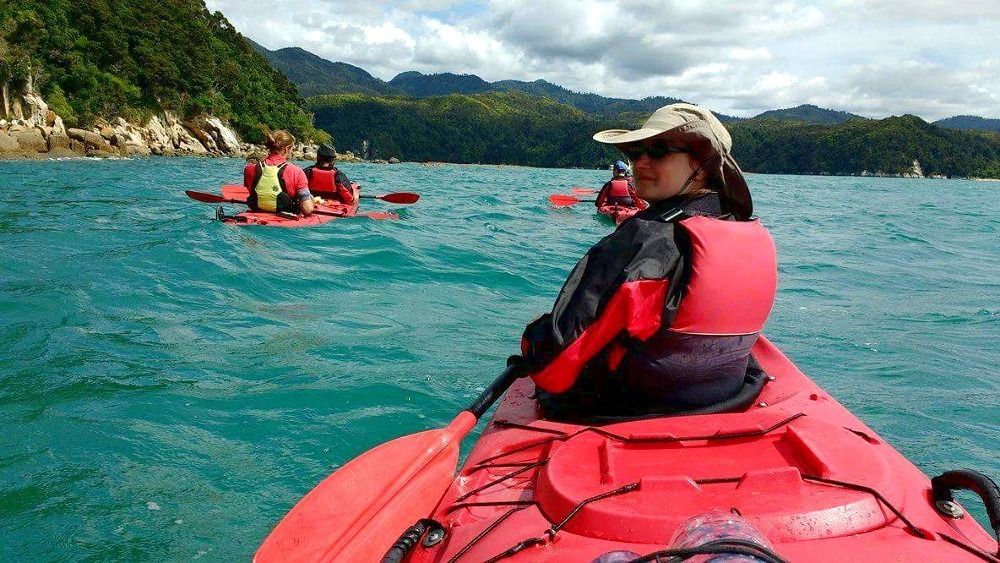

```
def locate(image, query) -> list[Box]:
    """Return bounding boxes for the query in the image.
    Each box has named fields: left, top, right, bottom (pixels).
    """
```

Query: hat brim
left=593, top=128, right=672, bottom=145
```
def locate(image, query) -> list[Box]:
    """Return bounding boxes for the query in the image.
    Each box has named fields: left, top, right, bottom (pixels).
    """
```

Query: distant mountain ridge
left=933, top=115, right=1000, bottom=133
left=388, top=72, right=687, bottom=117
left=252, top=42, right=692, bottom=118
left=249, top=41, right=394, bottom=97
left=753, top=104, right=865, bottom=125
left=254, top=44, right=998, bottom=130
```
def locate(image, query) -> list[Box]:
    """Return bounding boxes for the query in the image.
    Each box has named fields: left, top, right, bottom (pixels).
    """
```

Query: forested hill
left=250, top=41, right=394, bottom=98
left=729, top=115, right=1000, bottom=178
left=308, top=93, right=1000, bottom=178
left=0, top=0, right=319, bottom=142
left=752, top=104, right=864, bottom=125
left=307, top=92, right=622, bottom=168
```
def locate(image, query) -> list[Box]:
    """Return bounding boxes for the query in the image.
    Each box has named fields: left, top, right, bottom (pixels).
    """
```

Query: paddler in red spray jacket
left=304, top=144, right=356, bottom=205
left=521, top=103, right=778, bottom=417
left=243, top=130, right=314, bottom=217
left=595, top=160, right=646, bottom=210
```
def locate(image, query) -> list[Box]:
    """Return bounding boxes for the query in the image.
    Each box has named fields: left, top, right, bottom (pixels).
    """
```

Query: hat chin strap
left=676, top=165, right=703, bottom=197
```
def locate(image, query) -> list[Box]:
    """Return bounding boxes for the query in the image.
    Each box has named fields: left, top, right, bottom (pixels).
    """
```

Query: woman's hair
left=264, top=130, right=296, bottom=154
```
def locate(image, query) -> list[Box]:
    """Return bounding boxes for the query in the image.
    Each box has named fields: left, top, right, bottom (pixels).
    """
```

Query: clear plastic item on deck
left=667, top=509, right=774, bottom=562
left=590, top=550, right=640, bottom=563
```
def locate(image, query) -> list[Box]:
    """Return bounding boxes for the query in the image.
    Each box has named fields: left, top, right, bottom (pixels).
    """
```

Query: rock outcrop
left=0, top=85, right=248, bottom=159
left=0, top=84, right=372, bottom=165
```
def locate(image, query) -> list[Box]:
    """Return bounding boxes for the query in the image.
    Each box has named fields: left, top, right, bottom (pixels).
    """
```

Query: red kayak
left=255, top=336, right=1000, bottom=562
left=218, top=183, right=395, bottom=226
left=597, top=203, right=641, bottom=225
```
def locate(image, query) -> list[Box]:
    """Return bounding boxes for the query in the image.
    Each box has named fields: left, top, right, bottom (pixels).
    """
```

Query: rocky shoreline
left=0, top=87, right=375, bottom=164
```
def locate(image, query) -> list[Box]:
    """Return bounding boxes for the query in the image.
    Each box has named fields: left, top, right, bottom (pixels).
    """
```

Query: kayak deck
left=407, top=336, right=997, bottom=562
left=218, top=183, right=367, bottom=227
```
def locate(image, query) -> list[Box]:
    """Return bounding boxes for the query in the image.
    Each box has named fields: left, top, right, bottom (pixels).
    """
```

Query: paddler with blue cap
left=595, top=159, right=645, bottom=210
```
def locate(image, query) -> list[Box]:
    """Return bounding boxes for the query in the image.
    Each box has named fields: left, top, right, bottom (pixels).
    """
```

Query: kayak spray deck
left=402, top=336, right=999, bottom=562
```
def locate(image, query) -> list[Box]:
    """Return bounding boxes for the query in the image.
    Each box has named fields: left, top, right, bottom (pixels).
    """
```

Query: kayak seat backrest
left=538, top=356, right=768, bottom=424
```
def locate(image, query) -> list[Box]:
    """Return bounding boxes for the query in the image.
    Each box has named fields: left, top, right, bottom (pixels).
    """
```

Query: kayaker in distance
left=521, top=102, right=777, bottom=416
left=595, top=159, right=646, bottom=210
left=304, top=144, right=356, bottom=205
left=243, top=130, right=314, bottom=217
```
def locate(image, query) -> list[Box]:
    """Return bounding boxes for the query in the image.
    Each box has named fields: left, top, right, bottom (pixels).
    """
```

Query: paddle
left=549, top=194, right=596, bottom=207
left=254, top=361, right=528, bottom=562
left=184, top=190, right=347, bottom=218
left=571, top=187, right=599, bottom=195
left=358, top=192, right=420, bottom=204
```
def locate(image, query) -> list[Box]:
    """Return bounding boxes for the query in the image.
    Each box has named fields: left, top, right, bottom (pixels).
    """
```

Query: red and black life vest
left=526, top=208, right=777, bottom=407
left=618, top=216, right=776, bottom=406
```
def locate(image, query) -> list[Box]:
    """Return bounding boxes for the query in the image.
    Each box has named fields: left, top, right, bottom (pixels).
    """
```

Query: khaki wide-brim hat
left=593, top=103, right=752, bottom=220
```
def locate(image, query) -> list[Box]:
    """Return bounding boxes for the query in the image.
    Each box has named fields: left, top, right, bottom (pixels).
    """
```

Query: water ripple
left=1, top=161, right=997, bottom=558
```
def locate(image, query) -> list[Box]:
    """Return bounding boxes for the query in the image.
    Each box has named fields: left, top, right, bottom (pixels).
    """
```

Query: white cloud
left=202, top=0, right=1000, bottom=119
left=361, top=22, right=414, bottom=46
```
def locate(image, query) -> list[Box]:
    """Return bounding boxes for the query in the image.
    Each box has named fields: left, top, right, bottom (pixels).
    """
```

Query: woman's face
left=626, top=136, right=701, bottom=201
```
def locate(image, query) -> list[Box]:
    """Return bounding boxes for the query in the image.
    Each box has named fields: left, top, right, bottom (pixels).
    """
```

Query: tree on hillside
left=0, top=1, right=325, bottom=141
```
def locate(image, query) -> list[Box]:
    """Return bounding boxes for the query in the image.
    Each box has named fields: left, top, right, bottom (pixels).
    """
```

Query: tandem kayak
left=255, top=336, right=1000, bottom=562
left=597, top=203, right=641, bottom=225
left=217, top=183, right=376, bottom=227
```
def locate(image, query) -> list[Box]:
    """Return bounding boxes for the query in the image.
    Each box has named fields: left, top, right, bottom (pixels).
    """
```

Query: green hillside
left=0, top=0, right=321, bottom=142
left=307, top=91, right=621, bottom=168
left=389, top=71, right=488, bottom=96
left=307, top=92, right=1000, bottom=177
left=731, top=115, right=1000, bottom=177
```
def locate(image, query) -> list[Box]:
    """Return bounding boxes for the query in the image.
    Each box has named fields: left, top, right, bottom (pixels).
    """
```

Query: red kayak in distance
left=254, top=336, right=1000, bottom=562
left=549, top=193, right=643, bottom=226
left=218, top=184, right=397, bottom=226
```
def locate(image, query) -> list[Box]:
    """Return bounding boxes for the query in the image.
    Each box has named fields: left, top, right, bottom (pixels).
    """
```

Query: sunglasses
left=624, top=142, right=691, bottom=161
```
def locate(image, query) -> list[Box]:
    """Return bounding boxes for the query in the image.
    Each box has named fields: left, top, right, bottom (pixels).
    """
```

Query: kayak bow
left=255, top=337, right=999, bottom=562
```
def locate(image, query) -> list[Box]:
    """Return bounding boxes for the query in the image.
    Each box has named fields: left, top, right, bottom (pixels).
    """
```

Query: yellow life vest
left=252, top=161, right=287, bottom=212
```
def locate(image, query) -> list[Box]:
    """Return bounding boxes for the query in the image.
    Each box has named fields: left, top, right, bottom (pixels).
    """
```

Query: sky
left=204, top=0, right=1000, bottom=121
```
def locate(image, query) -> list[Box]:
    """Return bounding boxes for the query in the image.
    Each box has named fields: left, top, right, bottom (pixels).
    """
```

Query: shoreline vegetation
left=3, top=75, right=998, bottom=179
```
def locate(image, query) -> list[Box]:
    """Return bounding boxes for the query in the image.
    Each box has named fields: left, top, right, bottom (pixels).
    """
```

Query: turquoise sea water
left=1, top=158, right=997, bottom=560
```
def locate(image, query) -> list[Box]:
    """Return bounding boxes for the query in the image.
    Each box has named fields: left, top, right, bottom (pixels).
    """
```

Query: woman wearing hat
left=520, top=103, right=778, bottom=415
left=304, top=144, right=356, bottom=205
left=244, top=130, right=314, bottom=217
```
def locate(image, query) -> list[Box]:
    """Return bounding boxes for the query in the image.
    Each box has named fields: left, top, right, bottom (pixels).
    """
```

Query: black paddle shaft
left=467, top=361, right=527, bottom=419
